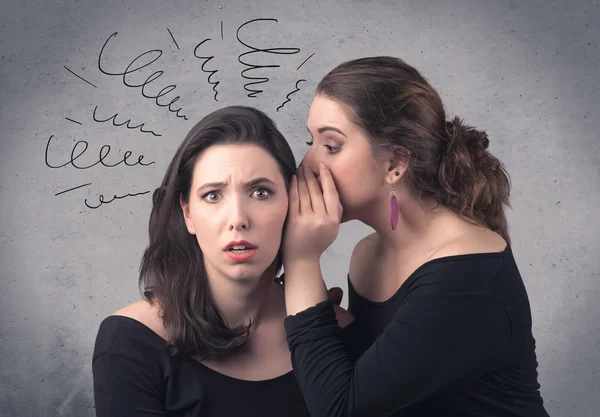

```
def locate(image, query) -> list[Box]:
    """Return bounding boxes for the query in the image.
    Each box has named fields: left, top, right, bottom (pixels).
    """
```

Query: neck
left=206, top=266, right=280, bottom=329
left=357, top=188, right=451, bottom=253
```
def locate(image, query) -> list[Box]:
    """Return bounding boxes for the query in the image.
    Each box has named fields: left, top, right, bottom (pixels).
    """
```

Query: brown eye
left=202, top=191, right=221, bottom=203
left=325, top=145, right=340, bottom=154
left=252, top=188, right=272, bottom=199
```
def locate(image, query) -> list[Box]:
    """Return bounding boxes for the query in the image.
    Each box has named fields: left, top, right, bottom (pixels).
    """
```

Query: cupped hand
left=282, top=163, right=343, bottom=263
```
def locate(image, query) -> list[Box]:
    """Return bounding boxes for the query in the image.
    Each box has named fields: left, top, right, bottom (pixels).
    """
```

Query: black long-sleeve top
left=284, top=246, right=550, bottom=417
left=92, top=316, right=310, bottom=417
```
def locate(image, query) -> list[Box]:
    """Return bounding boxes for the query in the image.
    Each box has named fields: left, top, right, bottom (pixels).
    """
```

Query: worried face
left=182, top=144, right=288, bottom=282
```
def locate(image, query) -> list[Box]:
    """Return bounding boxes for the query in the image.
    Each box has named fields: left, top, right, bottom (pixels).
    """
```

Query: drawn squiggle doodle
left=98, top=32, right=188, bottom=120
left=296, top=53, right=314, bottom=70
left=65, top=117, right=82, bottom=125
left=167, top=28, right=180, bottom=50
left=236, top=18, right=301, bottom=98
left=85, top=190, right=150, bottom=209
left=55, top=183, right=91, bottom=196
left=51, top=23, right=317, bottom=211
left=277, top=79, right=307, bottom=111
left=193, top=39, right=221, bottom=101
left=92, top=106, right=161, bottom=136
left=45, top=135, right=154, bottom=170
left=64, top=66, right=97, bottom=88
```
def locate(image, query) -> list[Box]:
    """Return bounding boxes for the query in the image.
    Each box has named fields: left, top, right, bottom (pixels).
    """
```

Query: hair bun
left=445, top=117, right=489, bottom=160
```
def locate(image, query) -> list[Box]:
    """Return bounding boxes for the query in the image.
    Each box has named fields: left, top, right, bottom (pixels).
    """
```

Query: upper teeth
left=231, top=245, right=247, bottom=250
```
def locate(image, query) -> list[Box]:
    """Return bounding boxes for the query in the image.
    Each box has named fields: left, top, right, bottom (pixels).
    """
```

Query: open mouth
left=228, top=245, right=253, bottom=252
left=224, top=241, right=257, bottom=252
left=224, top=242, right=258, bottom=262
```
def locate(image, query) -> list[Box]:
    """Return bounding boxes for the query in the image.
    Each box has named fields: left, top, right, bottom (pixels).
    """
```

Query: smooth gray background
left=1, top=0, right=598, bottom=416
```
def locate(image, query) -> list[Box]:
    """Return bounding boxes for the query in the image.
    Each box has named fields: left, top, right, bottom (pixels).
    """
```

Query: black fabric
left=92, top=315, right=310, bottom=417
left=284, top=246, right=550, bottom=417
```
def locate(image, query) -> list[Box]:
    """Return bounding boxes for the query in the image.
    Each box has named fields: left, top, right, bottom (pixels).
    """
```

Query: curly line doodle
left=45, top=135, right=154, bottom=170
left=92, top=105, right=161, bottom=136
left=98, top=32, right=188, bottom=120
left=193, top=39, right=221, bottom=101
left=85, top=190, right=150, bottom=209
left=277, top=79, right=307, bottom=112
left=236, top=18, right=301, bottom=98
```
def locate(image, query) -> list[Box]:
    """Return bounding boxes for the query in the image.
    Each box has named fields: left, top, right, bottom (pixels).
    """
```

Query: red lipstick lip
left=224, top=240, right=256, bottom=251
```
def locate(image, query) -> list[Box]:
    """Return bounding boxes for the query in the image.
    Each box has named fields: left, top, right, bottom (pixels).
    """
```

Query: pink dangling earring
left=390, top=172, right=399, bottom=230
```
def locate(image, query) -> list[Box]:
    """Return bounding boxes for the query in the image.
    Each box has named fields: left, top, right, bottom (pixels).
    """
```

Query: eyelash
left=305, top=141, right=340, bottom=154
left=202, top=187, right=273, bottom=203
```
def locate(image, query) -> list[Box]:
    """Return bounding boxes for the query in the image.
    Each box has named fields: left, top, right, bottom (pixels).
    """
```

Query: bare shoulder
left=429, top=226, right=507, bottom=261
left=112, top=299, right=168, bottom=341
left=349, top=232, right=379, bottom=281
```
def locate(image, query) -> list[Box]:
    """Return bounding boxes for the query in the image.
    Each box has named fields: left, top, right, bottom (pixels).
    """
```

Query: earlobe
left=390, top=166, right=407, bottom=184
left=386, top=164, right=406, bottom=185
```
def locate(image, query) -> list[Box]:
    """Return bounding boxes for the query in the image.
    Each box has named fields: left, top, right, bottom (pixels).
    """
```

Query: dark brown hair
left=317, top=56, right=511, bottom=243
left=139, top=106, right=296, bottom=360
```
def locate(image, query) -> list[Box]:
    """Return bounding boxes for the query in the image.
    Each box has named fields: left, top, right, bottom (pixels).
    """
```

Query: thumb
left=327, top=286, right=343, bottom=306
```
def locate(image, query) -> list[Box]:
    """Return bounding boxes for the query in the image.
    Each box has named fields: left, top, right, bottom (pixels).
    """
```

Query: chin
left=226, top=263, right=269, bottom=281
left=340, top=205, right=356, bottom=223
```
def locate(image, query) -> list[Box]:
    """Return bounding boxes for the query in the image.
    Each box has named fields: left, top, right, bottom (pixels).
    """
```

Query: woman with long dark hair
left=92, top=105, right=352, bottom=417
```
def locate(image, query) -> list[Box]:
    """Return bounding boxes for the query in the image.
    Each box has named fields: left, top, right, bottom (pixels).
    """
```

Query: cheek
left=328, top=163, right=358, bottom=202
left=257, top=201, right=288, bottom=241
left=329, top=160, right=375, bottom=207
left=188, top=206, right=219, bottom=248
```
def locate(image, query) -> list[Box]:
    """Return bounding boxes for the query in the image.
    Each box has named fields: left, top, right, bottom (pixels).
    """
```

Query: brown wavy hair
left=139, top=106, right=296, bottom=360
left=317, top=56, right=511, bottom=243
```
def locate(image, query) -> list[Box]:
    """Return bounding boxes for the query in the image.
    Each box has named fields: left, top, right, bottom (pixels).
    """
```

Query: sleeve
left=92, top=317, right=166, bottom=417
left=284, top=295, right=511, bottom=417
left=93, top=351, right=165, bottom=417
left=339, top=319, right=369, bottom=360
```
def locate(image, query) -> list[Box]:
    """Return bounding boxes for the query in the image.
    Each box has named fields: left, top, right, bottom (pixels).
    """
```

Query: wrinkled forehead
left=192, top=143, right=283, bottom=186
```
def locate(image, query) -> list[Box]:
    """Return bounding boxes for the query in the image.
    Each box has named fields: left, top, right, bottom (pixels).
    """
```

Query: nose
left=300, top=148, right=320, bottom=178
left=228, top=196, right=250, bottom=231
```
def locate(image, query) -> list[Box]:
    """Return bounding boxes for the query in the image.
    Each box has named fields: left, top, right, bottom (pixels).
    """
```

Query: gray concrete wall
left=1, top=0, right=598, bottom=415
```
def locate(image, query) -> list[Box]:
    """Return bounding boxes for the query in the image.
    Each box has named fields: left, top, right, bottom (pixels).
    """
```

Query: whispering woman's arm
left=284, top=281, right=510, bottom=417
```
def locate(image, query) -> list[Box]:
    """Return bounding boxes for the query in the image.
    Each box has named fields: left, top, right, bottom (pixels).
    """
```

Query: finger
left=319, top=163, right=342, bottom=217
left=333, top=305, right=355, bottom=328
left=304, top=166, right=326, bottom=214
left=288, top=174, right=299, bottom=216
left=297, top=167, right=312, bottom=214
left=327, top=286, right=343, bottom=305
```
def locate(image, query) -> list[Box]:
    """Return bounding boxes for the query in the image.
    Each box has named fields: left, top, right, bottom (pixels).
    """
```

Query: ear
left=180, top=194, right=196, bottom=235
left=385, top=145, right=410, bottom=185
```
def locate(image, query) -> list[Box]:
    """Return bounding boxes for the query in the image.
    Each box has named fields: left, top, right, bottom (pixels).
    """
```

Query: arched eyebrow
left=306, top=126, right=347, bottom=137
